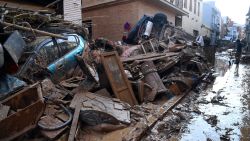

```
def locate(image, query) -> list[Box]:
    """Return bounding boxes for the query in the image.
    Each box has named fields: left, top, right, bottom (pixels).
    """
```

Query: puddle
left=180, top=51, right=250, bottom=141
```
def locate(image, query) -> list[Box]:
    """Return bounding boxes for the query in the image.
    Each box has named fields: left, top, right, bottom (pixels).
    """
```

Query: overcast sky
left=204, top=0, right=250, bottom=25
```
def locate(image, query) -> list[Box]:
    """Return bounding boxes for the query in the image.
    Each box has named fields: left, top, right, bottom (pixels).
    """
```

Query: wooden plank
left=101, top=51, right=138, bottom=106
left=121, top=52, right=179, bottom=62
left=68, top=98, right=82, bottom=141
left=138, top=81, right=144, bottom=103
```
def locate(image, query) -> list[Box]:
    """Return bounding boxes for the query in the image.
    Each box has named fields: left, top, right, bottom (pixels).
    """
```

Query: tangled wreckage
left=0, top=8, right=214, bottom=141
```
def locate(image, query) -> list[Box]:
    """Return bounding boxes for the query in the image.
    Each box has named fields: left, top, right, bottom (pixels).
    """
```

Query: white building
left=181, top=0, right=203, bottom=36
left=63, top=0, right=82, bottom=25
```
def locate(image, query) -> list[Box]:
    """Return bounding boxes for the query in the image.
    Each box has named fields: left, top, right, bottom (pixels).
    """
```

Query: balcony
left=163, top=0, right=183, bottom=9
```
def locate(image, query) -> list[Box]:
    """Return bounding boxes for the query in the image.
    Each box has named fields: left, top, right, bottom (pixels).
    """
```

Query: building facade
left=63, top=0, right=82, bottom=25
left=82, top=0, right=188, bottom=41
left=201, top=1, right=221, bottom=45
left=181, top=0, right=203, bottom=36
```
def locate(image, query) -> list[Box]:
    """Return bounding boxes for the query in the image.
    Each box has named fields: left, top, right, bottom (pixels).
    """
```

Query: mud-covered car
left=16, top=34, right=86, bottom=83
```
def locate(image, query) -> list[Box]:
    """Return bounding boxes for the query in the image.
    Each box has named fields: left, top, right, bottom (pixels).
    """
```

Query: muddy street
left=143, top=51, right=250, bottom=141
left=0, top=1, right=250, bottom=140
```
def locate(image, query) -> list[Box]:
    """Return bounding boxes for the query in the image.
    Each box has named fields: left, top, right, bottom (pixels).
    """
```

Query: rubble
left=70, top=92, right=131, bottom=125
left=0, top=9, right=215, bottom=141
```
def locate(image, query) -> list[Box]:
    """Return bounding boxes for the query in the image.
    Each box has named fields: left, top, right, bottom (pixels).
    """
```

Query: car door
left=47, top=35, right=85, bottom=82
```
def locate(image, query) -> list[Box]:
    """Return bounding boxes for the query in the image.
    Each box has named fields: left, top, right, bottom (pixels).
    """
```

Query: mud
left=143, top=51, right=250, bottom=141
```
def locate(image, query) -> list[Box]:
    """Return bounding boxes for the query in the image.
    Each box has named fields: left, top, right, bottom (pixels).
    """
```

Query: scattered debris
left=0, top=8, right=215, bottom=141
left=70, top=92, right=131, bottom=125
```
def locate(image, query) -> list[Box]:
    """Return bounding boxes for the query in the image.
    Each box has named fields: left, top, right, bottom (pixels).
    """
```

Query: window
left=184, top=0, right=187, bottom=8
left=175, top=16, right=182, bottom=27
left=194, top=0, right=197, bottom=14
left=189, top=0, right=192, bottom=12
left=57, top=35, right=79, bottom=55
left=198, top=2, right=200, bottom=16
left=37, top=41, right=60, bottom=65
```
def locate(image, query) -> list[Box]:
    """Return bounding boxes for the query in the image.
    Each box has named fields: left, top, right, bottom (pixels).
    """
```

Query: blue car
left=16, top=33, right=86, bottom=83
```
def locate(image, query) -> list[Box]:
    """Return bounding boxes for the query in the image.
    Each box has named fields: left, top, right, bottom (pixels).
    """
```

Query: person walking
left=235, top=39, right=243, bottom=64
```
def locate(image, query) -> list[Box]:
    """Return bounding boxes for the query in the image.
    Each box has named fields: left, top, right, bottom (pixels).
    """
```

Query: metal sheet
left=101, top=52, right=138, bottom=106
left=2, top=31, right=26, bottom=64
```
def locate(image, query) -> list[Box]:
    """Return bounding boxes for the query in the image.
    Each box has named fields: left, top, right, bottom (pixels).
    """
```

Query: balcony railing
left=164, top=0, right=183, bottom=9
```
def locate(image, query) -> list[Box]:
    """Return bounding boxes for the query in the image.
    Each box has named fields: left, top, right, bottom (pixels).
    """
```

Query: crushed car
left=16, top=33, right=86, bottom=83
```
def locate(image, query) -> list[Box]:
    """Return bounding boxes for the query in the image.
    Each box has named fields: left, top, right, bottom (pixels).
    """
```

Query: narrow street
left=180, top=52, right=250, bottom=140
left=1, top=1, right=250, bottom=140
left=144, top=51, right=250, bottom=141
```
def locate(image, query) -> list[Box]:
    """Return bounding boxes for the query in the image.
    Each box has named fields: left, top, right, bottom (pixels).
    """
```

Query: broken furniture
left=140, top=38, right=159, bottom=53
left=0, top=84, right=45, bottom=141
left=100, top=52, right=138, bottom=106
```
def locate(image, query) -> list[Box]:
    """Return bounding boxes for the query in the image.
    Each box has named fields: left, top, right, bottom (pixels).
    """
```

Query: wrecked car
left=16, top=33, right=86, bottom=83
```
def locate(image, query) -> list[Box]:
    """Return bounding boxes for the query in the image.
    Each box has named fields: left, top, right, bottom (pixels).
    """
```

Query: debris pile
left=0, top=10, right=215, bottom=141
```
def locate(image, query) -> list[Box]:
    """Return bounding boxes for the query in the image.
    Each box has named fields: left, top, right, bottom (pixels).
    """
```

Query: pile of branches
left=0, top=6, right=88, bottom=42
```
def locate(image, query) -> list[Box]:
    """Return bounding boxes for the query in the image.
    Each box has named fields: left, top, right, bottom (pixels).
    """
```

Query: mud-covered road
left=143, top=51, right=250, bottom=141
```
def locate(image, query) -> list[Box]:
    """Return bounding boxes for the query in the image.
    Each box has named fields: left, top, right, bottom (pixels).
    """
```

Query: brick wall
left=83, top=1, right=140, bottom=41
left=83, top=0, right=178, bottom=41
left=83, top=0, right=117, bottom=8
